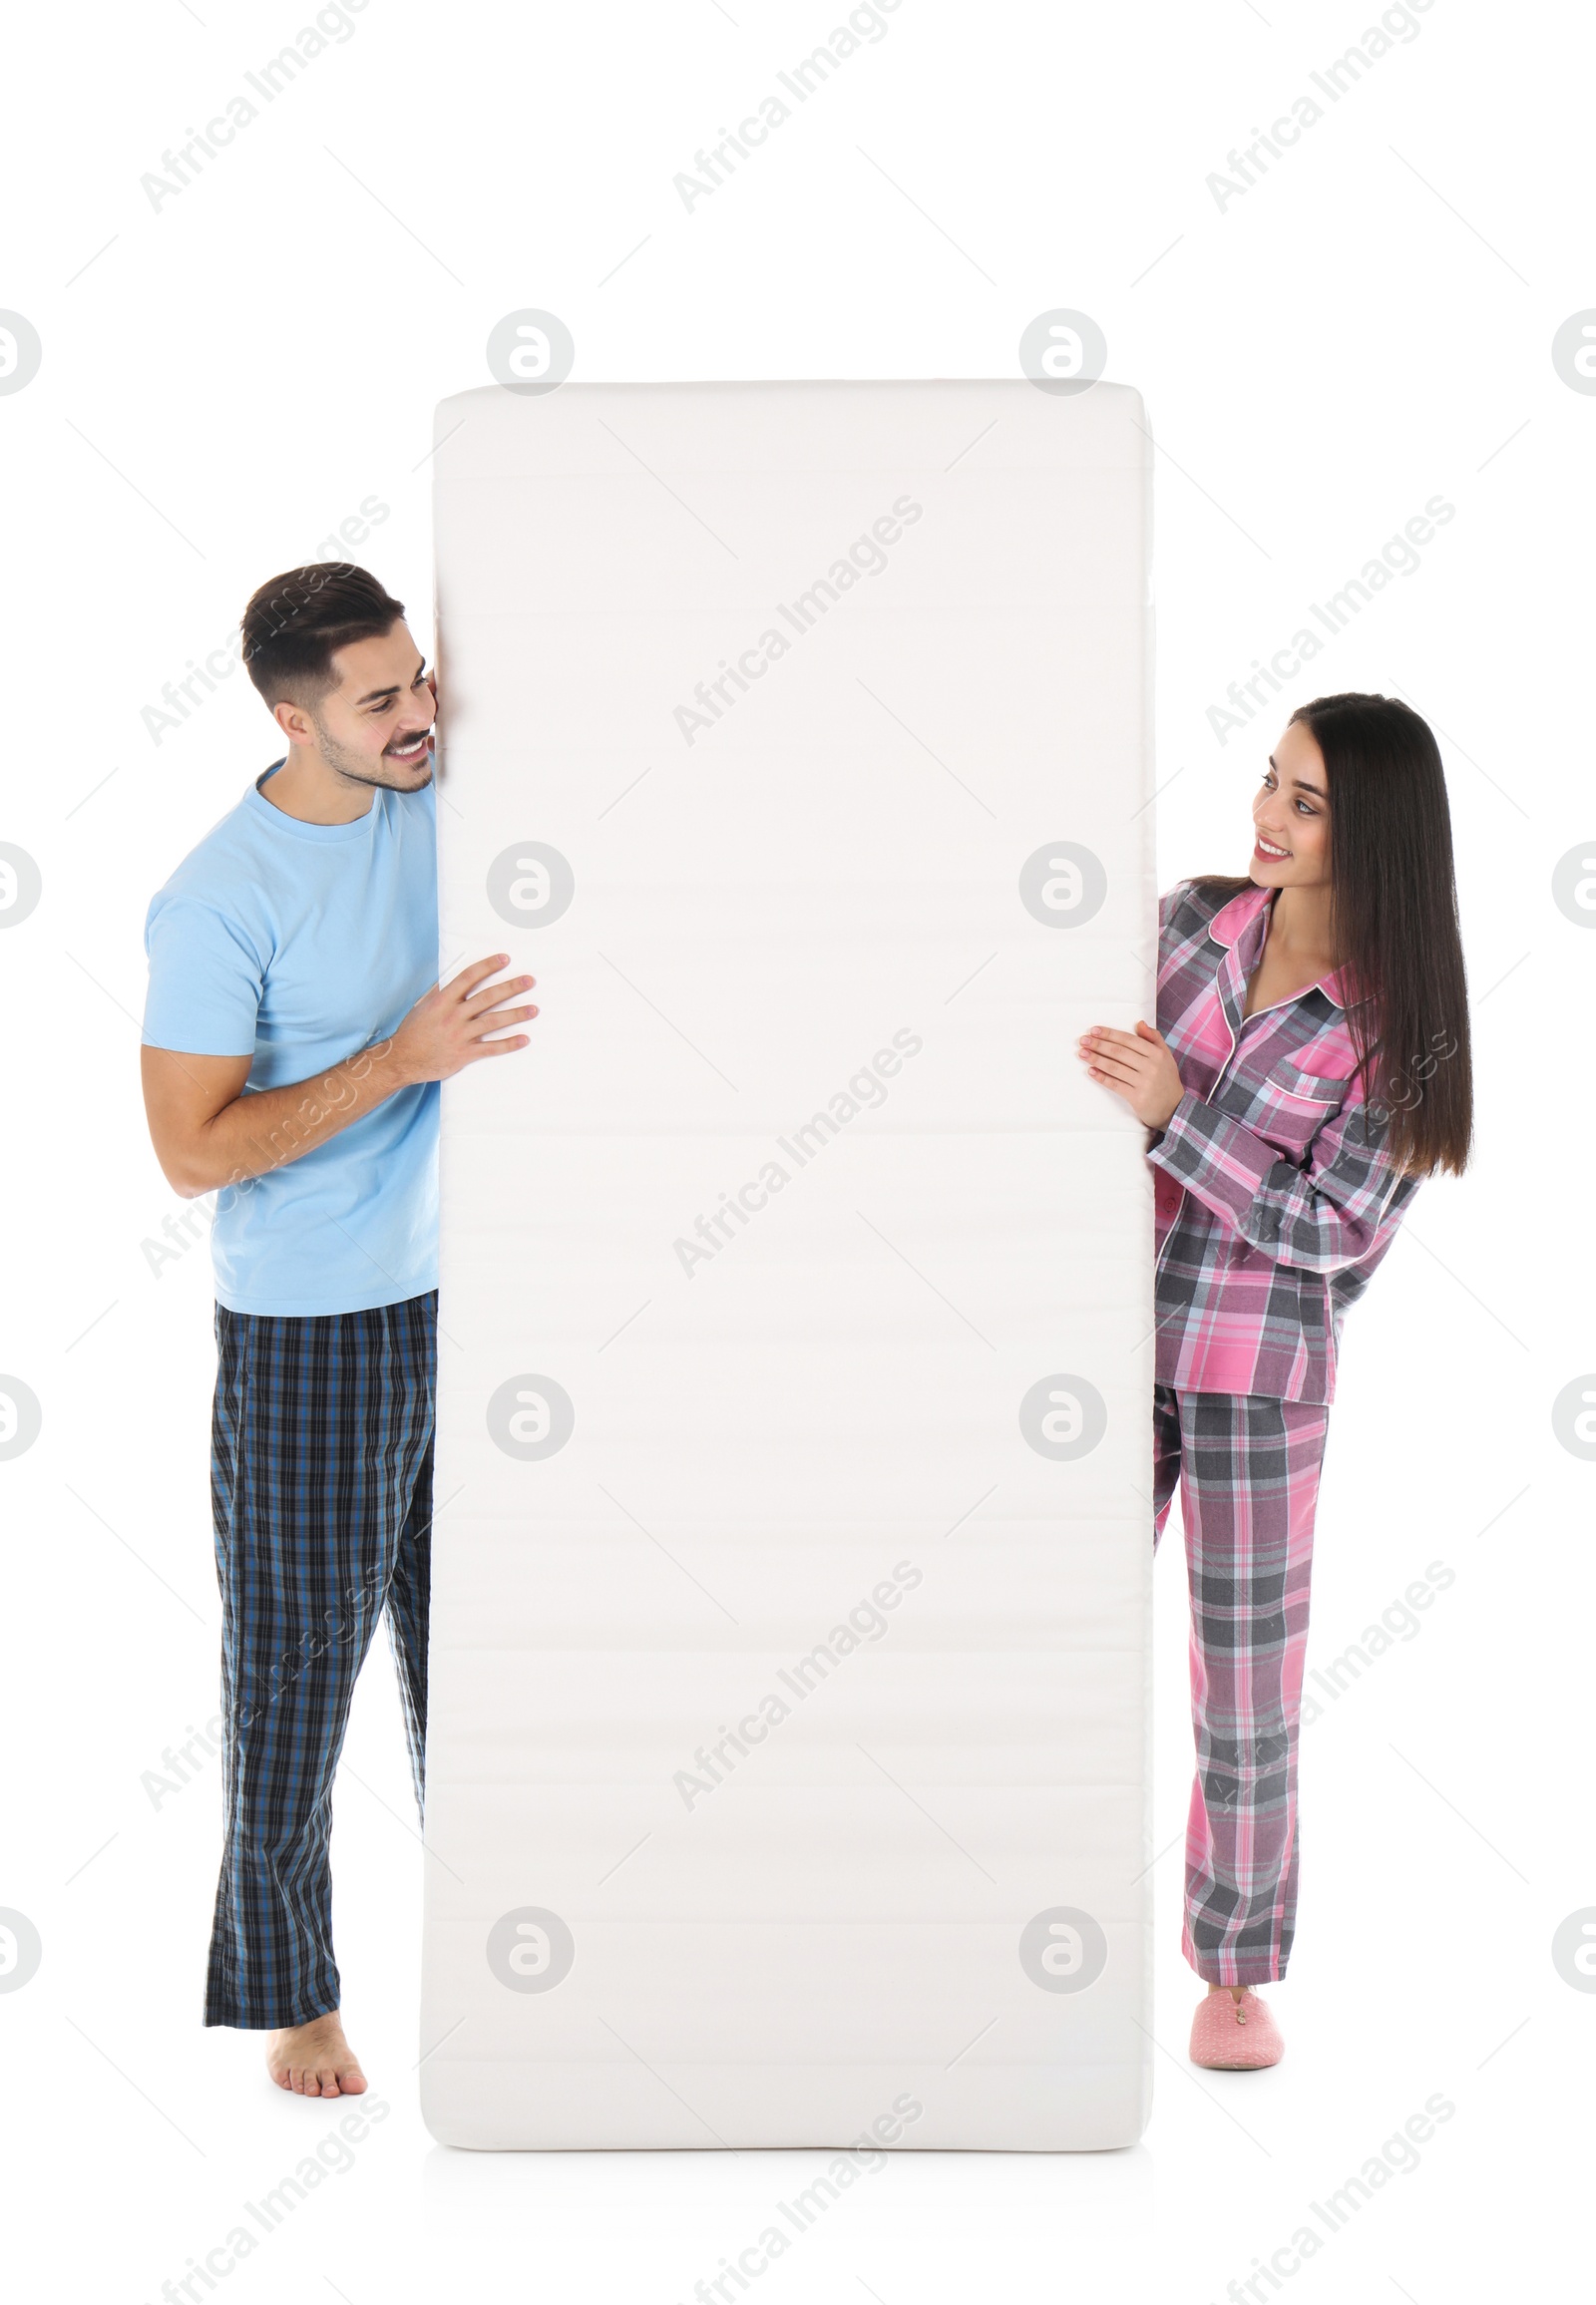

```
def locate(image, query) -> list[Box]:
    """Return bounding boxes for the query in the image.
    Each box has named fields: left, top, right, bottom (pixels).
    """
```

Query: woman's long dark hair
left=1194, top=692, right=1472, bottom=1179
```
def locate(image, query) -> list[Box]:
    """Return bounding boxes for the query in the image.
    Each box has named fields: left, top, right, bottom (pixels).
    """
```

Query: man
left=141, top=563, right=538, bottom=2098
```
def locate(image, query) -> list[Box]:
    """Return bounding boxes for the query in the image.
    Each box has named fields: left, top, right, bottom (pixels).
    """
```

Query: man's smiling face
left=278, top=618, right=436, bottom=792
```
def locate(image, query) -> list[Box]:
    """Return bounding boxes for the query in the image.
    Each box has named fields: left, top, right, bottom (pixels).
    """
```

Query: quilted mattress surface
left=420, top=378, right=1155, bottom=2150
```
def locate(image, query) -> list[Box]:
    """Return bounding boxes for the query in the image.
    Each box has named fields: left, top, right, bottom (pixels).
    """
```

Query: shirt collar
left=1208, top=882, right=1350, bottom=1011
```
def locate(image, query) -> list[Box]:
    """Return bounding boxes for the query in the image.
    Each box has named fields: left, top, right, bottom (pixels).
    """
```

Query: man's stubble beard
left=309, top=713, right=434, bottom=792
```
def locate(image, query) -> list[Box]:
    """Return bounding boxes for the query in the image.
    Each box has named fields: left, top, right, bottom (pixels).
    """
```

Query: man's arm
left=142, top=953, right=536, bottom=1199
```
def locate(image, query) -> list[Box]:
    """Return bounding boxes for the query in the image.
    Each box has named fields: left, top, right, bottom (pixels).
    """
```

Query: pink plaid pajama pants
left=1152, top=1383, right=1331, bottom=1986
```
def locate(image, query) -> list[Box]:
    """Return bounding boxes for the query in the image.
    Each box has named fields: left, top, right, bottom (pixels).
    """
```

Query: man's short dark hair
left=240, top=563, right=406, bottom=709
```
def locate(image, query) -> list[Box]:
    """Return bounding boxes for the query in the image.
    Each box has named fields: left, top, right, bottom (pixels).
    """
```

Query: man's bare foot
left=265, top=2011, right=367, bottom=2099
left=1207, top=1983, right=1254, bottom=2002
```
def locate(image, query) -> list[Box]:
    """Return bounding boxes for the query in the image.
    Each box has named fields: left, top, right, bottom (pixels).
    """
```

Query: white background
left=1, top=0, right=1588, bottom=2297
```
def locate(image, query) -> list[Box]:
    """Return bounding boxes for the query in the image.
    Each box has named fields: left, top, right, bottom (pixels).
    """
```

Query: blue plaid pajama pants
left=205, top=1289, right=436, bottom=2029
left=1153, top=1383, right=1331, bottom=1987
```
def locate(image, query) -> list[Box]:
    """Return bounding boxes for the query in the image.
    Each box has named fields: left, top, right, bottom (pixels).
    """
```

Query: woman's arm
left=1078, top=1017, right=1417, bottom=1275
left=1145, top=1086, right=1418, bottom=1274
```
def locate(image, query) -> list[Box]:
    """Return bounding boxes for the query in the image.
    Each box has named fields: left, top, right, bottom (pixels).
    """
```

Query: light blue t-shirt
left=142, top=759, right=440, bottom=1317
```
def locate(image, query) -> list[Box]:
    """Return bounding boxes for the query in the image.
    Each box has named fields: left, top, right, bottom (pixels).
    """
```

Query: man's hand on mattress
left=392, top=954, right=540, bottom=1083
left=1076, top=1020, right=1184, bottom=1129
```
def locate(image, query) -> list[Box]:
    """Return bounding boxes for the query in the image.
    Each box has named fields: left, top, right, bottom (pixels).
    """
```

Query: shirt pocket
left=1266, top=1052, right=1352, bottom=1109
left=1258, top=1052, right=1353, bottom=1159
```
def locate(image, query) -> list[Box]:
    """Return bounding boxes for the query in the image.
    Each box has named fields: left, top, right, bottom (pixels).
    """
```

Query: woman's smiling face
left=1251, top=717, right=1331, bottom=886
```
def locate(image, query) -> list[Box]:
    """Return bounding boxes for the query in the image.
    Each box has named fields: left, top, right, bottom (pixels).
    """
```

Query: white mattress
left=420, top=379, right=1155, bottom=2151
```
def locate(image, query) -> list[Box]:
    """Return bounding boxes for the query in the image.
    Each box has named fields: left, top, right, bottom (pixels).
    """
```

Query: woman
left=1077, top=691, right=1472, bottom=2072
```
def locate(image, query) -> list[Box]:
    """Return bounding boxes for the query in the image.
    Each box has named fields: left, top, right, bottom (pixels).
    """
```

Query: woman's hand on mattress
left=391, top=954, right=540, bottom=1083
left=1076, top=1020, right=1184, bottom=1129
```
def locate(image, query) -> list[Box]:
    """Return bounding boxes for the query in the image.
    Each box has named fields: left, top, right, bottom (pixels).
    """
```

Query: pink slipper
left=1189, top=1988, right=1284, bottom=2070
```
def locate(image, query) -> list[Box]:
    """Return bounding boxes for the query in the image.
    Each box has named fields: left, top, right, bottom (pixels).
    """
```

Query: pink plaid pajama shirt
left=1144, top=877, right=1420, bottom=1984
